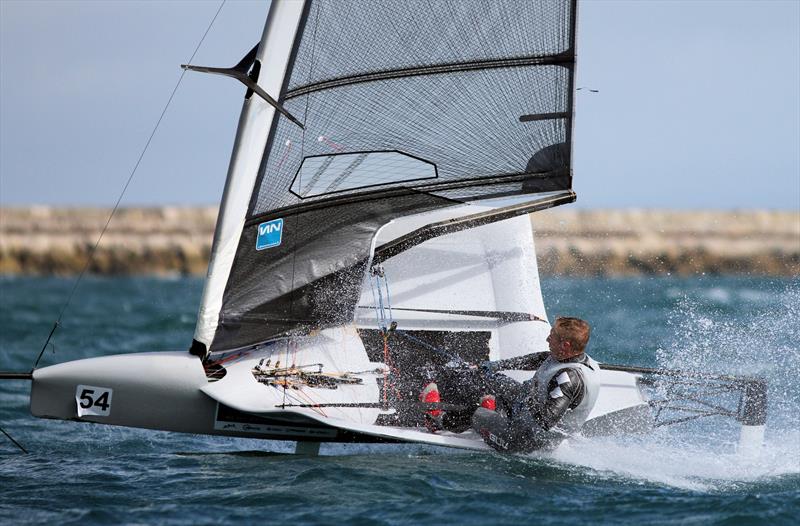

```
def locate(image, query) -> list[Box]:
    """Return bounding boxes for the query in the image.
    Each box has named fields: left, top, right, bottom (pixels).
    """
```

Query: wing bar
left=182, top=44, right=305, bottom=129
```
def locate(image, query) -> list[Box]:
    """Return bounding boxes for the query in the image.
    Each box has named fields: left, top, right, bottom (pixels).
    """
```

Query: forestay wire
left=31, top=0, right=228, bottom=370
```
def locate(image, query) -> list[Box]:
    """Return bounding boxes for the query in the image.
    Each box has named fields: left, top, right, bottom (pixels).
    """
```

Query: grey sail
left=202, top=0, right=578, bottom=354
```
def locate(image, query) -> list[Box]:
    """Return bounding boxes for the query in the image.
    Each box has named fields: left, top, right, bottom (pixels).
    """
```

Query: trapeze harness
left=473, top=353, right=600, bottom=452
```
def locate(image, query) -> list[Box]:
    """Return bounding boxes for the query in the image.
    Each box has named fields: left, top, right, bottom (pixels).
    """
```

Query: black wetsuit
left=454, top=352, right=594, bottom=452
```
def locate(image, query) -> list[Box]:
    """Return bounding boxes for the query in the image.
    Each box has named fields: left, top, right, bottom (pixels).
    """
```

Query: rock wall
left=532, top=209, right=799, bottom=276
left=1, top=207, right=797, bottom=276
left=0, top=207, right=216, bottom=276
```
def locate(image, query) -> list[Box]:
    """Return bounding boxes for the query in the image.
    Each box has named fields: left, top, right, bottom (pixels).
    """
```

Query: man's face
left=547, top=327, right=573, bottom=361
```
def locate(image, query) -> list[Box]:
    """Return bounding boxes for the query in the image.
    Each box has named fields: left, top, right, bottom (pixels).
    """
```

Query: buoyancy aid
left=529, top=354, right=600, bottom=434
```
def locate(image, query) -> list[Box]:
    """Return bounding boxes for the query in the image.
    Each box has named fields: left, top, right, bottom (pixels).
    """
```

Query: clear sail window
left=290, top=150, right=437, bottom=199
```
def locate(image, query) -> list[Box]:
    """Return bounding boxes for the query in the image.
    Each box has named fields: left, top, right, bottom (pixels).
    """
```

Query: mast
left=191, top=0, right=579, bottom=354
left=191, top=0, right=308, bottom=359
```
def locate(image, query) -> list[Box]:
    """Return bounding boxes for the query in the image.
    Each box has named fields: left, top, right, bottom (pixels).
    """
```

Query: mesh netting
left=212, top=0, right=576, bottom=351
left=290, top=151, right=437, bottom=198
left=252, top=64, right=570, bottom=214
left=287, top=0, right=571, bottom=91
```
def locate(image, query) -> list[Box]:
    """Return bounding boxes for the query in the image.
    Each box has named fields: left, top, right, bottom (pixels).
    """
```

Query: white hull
left=30, top=344, right=650, bottom=451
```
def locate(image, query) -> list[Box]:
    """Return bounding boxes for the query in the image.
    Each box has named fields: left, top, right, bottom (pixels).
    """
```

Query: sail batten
left=284, top=53, right=574, bottom=99
left=241, top=169, right=570, bottom=229
left=201, top=0, right=578, bottom=354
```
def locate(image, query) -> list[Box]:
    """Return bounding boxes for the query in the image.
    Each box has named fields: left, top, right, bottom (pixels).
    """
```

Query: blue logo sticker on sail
left=256, top=218, right=283, bottom=250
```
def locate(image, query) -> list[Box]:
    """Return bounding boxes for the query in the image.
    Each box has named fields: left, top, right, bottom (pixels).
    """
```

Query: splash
left=554, top=280, right=800, bottom=491
left=552, top=429, right=800, bottom=492
left=658, top=282, right=800, bottom=431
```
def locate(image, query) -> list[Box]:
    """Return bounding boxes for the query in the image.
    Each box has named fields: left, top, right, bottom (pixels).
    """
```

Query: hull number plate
left=75, top=385, right=113, bottom=417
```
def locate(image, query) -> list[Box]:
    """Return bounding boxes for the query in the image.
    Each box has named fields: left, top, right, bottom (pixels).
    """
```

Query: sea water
left=0, top=276, right=798, bottom=524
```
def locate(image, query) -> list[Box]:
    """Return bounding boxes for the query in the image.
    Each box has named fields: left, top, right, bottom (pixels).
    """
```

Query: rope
left=382, top=268, right=393, bottom=321
left=206, top=348, right=255, bottom=367
left=368, top=267, right=405, bottom=407
left=381, top=331, right=403, bottom=403
left=369, top=276, right=382, bottom=326
left=282, top=339, right=290, bottom=409
left=292, top=388, right=329, bottom=418
left=0, top=425, right=27, bottom=454
left=367, top=266, right=497, bottom=414
left=375, top=274, right=386, bottom=328
left=32, top=0, right=228, bottom=370
left=382, top=332, right=391, bottom=408
left=394, top=329, right=467, bottom=367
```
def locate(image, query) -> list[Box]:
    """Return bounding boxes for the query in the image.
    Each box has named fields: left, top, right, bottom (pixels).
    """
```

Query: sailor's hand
left=445, top=359, right=469, bottom=369
left=479, top=361, right=497, bottom=373
left=444, top=359, right=482, bottom=371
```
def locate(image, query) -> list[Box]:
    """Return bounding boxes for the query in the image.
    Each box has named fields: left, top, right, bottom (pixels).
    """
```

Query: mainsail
left=192, top=0, right=578, bottom=356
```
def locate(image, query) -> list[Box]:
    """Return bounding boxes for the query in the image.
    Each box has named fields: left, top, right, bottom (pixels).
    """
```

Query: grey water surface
left=1, top=276, right=798, bottom=525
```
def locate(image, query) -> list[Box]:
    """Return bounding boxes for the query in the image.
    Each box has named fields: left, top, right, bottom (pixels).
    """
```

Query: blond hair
left=554, top=317, right=591, bottom=354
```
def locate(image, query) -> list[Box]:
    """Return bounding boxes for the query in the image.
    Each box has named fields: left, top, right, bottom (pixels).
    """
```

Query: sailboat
left=5, top=0, right=766, bottom=455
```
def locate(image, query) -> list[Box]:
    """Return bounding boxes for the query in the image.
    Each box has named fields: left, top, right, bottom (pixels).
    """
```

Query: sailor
left=471, top=316, right=600, bottom=452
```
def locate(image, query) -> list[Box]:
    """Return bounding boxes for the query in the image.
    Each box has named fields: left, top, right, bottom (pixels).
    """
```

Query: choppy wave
left=2, top=276, right=799, bottom=524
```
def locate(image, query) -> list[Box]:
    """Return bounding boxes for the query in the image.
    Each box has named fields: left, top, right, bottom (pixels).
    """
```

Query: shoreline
left=1, top=207, right=797, bottom=277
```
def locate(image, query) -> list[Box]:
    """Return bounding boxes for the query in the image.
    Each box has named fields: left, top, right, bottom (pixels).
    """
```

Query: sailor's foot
left=479, top=394, right=496, bottom=411
left=420, top=381, right=444, bottom=432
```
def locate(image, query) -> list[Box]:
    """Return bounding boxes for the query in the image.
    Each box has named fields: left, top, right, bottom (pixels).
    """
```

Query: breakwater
left=0, top=207, right=797, bottom=276
left=533, top=209, right=799, bottom=276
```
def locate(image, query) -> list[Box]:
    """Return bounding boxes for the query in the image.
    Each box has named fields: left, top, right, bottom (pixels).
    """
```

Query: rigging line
left=0, top=425, right=28, bottom=454
left=373, top=275, right=388, bottom=404
left=370, top=269, right=403, bottom=404
left=291, top=388, right=328, bottom=418
left=282, top=339, right=290, bottom=409
left=31, top=0, right=228, bottom=370
left=369, top=276, right=381, bottom=326
left=394, top=330, right=469, bottom=369
left=376, top=275, right=384, bottom=320
left=376, top=275, right=386, bottom=327
left=281, top=391, right=312, bottom=412
left=281, top=388, right=326, bottom=417
left=211, top=348, right=255, bottom=367
left=32, top=323, right=59, bottom=370
left=382, top=271, right=393, bottom=322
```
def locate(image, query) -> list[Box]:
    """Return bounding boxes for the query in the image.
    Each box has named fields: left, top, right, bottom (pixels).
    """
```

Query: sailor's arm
left=484, top=352, right=550, bottom=372
left=532, top=369, right=585, bottom=431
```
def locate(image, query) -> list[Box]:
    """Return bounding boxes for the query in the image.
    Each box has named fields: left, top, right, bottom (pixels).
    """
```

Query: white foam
left=547, top=281, right=800, bottom=491
left=550, top=428, right=800, bottom=491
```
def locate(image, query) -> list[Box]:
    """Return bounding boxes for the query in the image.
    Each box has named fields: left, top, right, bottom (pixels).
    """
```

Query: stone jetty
left=0, top=207, right=797, bottom=276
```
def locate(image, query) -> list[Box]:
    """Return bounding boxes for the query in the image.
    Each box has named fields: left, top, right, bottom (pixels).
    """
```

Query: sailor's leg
left=471, top=407, right=516, bottom=452
left=485, top=373, right=527, bottom=408
left=509, top=408, right=567, bottom=452
left=439, top=367, right=488, bottom=401
left=472, top=403, right=566, bottom=453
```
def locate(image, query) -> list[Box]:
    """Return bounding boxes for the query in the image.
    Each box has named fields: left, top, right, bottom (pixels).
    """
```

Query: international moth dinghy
left=2, top=0, right=766, bottom=455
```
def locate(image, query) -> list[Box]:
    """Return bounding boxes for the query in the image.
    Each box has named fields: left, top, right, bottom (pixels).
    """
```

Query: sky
left=0, top=0, right=798, bottom=210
